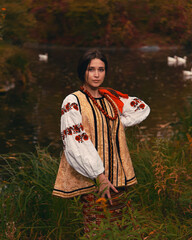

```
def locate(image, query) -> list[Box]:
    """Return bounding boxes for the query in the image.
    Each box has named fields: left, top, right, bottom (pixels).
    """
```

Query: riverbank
left=23, top=40, right=182, bottom=52
left=0, top=42, right=33, bottom=92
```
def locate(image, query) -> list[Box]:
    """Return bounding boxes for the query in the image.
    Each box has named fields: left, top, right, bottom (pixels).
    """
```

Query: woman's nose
left=94, top=70, right=99, bottom=77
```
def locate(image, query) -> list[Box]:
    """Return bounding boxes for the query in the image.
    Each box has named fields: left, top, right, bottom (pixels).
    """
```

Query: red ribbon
left=99, top=88, right=128, bottom=113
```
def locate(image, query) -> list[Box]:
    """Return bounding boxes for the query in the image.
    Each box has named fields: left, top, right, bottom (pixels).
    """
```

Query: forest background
left=1, top=0, right=192, bottom=48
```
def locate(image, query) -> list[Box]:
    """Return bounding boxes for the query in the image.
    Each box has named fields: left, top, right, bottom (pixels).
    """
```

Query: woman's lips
left=92, top=80, right=100, bottom=83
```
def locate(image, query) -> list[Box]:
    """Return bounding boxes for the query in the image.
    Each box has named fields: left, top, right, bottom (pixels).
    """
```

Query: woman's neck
left=82, top=85, right=102, bottom=98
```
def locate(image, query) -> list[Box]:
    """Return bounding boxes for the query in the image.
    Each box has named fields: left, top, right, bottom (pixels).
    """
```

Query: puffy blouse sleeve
left=61, top=94, right=104, bottom=179
left=120, top=96, right=150, bottom=127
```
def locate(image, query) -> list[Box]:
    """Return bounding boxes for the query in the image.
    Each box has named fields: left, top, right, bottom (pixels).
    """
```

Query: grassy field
left=0, top=103, right=192, bottom=239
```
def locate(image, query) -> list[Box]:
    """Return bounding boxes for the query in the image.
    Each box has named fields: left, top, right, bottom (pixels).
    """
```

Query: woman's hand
left=97, top=173, right=118, bottom=205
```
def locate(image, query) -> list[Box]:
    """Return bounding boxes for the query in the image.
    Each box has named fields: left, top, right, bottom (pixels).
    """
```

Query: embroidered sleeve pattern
left=130, top=98, right=146, bottom=112
left=61, top=123, right=89, bottom=143
left=120, top=96, right=150, bottom=127
left=61, top=102, right=79, bottom=115
left=62, top=123, right=84, bottom=139
left=75, top=133, right=89, bottom=143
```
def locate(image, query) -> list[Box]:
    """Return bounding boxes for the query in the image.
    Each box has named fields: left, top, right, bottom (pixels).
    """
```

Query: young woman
left=53, top=49, right=150, bottom=232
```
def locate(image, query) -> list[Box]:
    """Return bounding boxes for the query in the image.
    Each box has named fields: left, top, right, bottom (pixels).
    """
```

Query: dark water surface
left=0, top=47, right=192, bottom=155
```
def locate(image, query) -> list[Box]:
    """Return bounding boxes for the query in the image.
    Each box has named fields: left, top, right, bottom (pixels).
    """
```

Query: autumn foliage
left=29, top=0, right=192, bottom=46
left=1, top=0, right=192, bottom=46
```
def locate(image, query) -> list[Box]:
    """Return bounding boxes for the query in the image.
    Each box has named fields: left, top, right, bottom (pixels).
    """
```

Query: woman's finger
left=110, top=183, right=118, bottom=193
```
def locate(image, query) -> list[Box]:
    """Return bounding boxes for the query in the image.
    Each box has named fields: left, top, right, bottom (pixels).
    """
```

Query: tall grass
left=0, top=148, right=83, bottom=239
left=0, top=104, right=192, bottom=239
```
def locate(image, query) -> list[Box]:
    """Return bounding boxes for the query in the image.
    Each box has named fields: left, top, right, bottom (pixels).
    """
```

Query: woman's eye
left=88, top=68, right=105, bottom=72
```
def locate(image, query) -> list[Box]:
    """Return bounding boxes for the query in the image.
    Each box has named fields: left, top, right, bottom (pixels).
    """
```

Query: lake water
left=0, top=47, right=192, bottom=155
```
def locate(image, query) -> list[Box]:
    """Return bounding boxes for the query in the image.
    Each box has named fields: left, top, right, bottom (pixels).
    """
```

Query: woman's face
left=84, top=58, right=105, bottom=90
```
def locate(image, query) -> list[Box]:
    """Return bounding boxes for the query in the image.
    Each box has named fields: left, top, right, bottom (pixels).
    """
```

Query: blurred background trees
left=1, top=0, right=192, bottom=47
left=1, top=0, right=36, bottom=45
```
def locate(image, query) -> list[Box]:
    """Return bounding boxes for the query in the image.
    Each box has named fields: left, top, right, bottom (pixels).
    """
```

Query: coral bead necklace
left=80, top=86, right=118, bottom=121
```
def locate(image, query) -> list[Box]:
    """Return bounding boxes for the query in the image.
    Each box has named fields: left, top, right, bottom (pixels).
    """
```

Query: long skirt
left=80, top=188, right=130, bottom=234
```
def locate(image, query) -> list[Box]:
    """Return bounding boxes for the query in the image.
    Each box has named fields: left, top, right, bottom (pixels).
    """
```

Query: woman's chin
left=84, top=83, right=103, bottom=90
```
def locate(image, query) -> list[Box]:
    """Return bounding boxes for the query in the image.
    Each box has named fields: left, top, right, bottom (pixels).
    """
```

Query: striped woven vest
left=53, top=90, right=137, bottom=198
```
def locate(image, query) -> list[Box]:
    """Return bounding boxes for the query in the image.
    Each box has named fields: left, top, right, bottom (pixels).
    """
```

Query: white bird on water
left=177, top=56, right=187, bottom=66
left=167, top=56, right=177, bottom=66
left=183, top=68, right=192, bottom=76
left=38, top=53, right=48, bottom=62
left=167, top=55, right=187, bottom=67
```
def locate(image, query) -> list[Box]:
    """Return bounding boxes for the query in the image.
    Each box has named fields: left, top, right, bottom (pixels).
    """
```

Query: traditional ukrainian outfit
left=53, top=88, right=150, bottom=231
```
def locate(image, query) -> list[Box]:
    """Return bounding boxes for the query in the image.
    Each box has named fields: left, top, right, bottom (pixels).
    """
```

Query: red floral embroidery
left=61, top=123, right=84, bottom=139
left=61, top=102, right=79, bottom=115
left=62, top=130, right=67, bottom=139
left=130, top=98, right=145, bottom=111
left=139, top=103, right=145, bottom=109
left=74, top=125, right=80, bottom=132
left=66, top=103, right=70, bottom=111
left=75, top=135, right=81, bottom=141
left=61, top=109, right=65, bottom=115
left=130, top=101, right=135, bottom=106
left=75, top=133, right=89, bottom=143
left=73, top=105, right=78, bottom=110
left=68, top=128, right=72, bottom=135
left=83, top=134, right=88, bottom=141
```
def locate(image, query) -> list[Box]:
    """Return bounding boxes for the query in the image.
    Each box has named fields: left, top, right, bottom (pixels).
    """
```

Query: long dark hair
left=77, top=48, right=108, bottom=83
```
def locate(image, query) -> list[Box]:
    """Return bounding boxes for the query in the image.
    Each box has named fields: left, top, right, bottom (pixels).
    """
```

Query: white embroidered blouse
left=61, top=94, right=150, bottom=180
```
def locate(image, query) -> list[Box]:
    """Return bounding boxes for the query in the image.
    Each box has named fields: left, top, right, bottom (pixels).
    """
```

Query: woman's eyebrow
left=89, top=66, right=104, bottom=68
left=88, top=66, right=105, bottom=69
